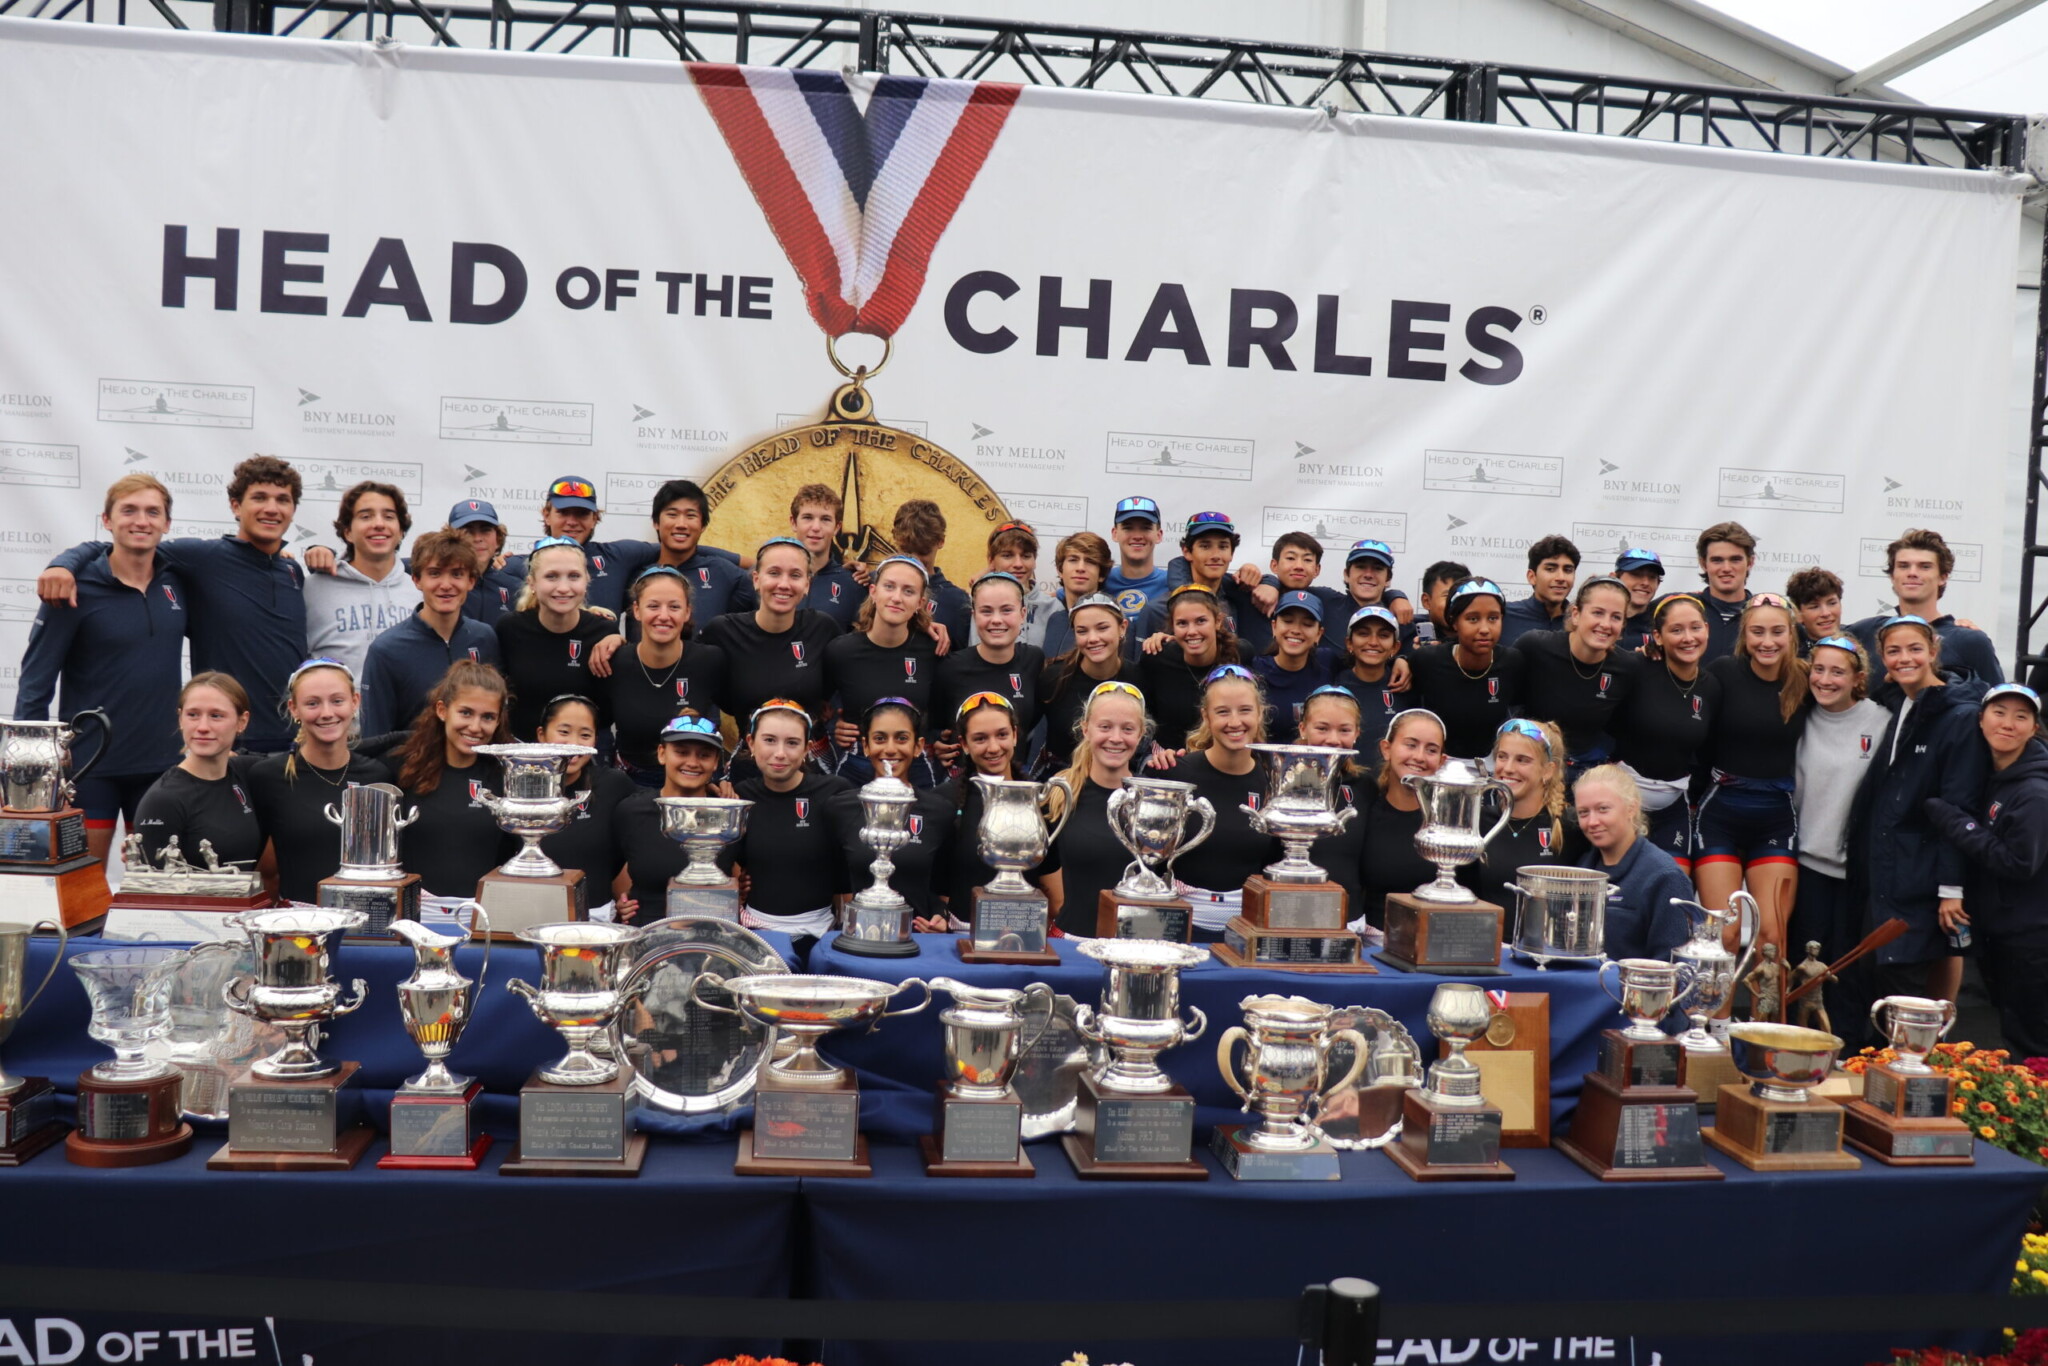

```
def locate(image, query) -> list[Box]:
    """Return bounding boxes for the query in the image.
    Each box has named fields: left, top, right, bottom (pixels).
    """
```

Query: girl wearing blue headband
left=1472, top=718, right=1578, bottom=906
left=498, top=535, right=624, bottom=743
left=1789, top=633, right=1886, bottom=979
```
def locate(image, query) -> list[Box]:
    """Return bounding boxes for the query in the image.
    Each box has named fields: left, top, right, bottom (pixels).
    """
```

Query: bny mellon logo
left=463, top=465, right=488, bottom=482
left=1600, top=460, right=1619, bottom=476
left=1446, top=514, right=1467, bottom=531
left=1885, top=477, right=1902, bottom=492
left=634, top=405, right=655, bottom=422
left=1294, top=441, right=1315, bottom=459
left=124, top=448, right=148, bottom=465
left=298, top=388, right=321, bottom=407
left=971, top=423, right=992, bottom=440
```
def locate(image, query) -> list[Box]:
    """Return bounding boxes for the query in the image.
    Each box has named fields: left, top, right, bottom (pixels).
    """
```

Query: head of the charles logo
left=1275, top=590, right=1323, bottom=625
left=1113, top=495, right=1161, bottom=527
left=1345, top=539, right=1395, bottom=569
left=448, top=498, right=501, bottom=528
left=1615, top=546, right=1665, bottom=576
left=1183, top=511, right=1238, bottom=545
left=545, top=477, right=599, bottom=511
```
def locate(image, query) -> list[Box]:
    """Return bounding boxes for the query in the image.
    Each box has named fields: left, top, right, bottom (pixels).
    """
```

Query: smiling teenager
left=1354, top=709, right=1450, bottom=931
left=1470, top=717, right=1580, bottom=906
left=1694, top=521, right=1757, bottom=663
left=826, top=699, right=956, bottom=926
left=533, top=693, right=635, bottom=919
left=698, top=537, right=843, bottom=763
left=934, top=571, right=1046, bottom=750
left=1331, top=605, right=1412, bottom=769
left=1039, top=593, right=1141, bottom=773
left=395, top=661, right=517, bottom=898
left=1137, top=585, right=1242, bottom=753
left=132, top=672, right=263, bottom=872
left=1614, top=594, right=1720, bottom=873
left=1041, top=681, right=1153, bottom=935
left=1165, top=665, right=1280, bottom=940
left=611, top=711, right=734, bottom=924
left=246, top=658, right=391, bottom=903
left=1250, top=590, right=1336, bottom=744
left=359, top=530, right=502, bottom=738
left=1573, top=764, right=1692, bottom=961
left=303, top=481, right=422, bottom=680
left=1516, top=575, right=1641, bottom=780
left=1405, top=578, right=1526, bottom=761
left=1788, top=635, right=1885, bottom=994
left=494, top=538, right=625, bottom=744
left=826, top=555, right=938, bottom=776
left=604, top=566, right=728, bottom=786
left=719, top=700, right=853, bottom=941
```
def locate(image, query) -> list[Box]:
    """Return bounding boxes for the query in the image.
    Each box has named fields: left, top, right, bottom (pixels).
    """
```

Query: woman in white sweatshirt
left=1790, top=635, right=1887, bottom=976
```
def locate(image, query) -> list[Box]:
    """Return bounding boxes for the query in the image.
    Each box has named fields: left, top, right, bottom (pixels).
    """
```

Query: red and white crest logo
left=467, top=501, right=481, bottom=512
left=1246, top=793, right=1261, bottom=811
left=903, top=659, right=917, bottom=681
left=1487, top=678, right=1500, bottom=699
left=468, top=780, right=484, bottom=801
left=1008, top=673, right=1022, bottom=694
left=830, top=583, right=842, bottom=602
left=1859, top=734, right=1873, bottom=755
left=497, top=587, right=510, bottom=608
left=792, top=642, right=807, bottom=665
left=467, top=648, right=479, bottom=661
left=232, top=784, right=250, bottom=813
left=794, top=798, right=810, bottom=821
left=161, top=584, right=180, bottom=610
left=1537, top=828, right=1552, bottom=852
left=1339, top=784, right=1353, bottom=804
left=1691, top=697, right=1703, bottom=720
left=676, top=680, right=689, bottom=699
left=1991, top=801, right=2003, bottom=822
left=1597, top=673, right=1612, bottom=695
left=590, top=555, right=606, bottom=575
left=698, top=568, right=712, bottom=587
left=908, top=815, right=924, bottom=838
left=1381, top=690, right=1393, bottom=708
left=567, top=641, right=582, bottom=665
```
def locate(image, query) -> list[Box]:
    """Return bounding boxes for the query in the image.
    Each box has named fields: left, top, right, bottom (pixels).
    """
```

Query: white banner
left=0, top=21, right=2025, bottom=711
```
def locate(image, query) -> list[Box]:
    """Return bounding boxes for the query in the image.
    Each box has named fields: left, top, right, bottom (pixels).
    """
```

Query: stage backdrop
left=0, top=20, right=2026, bottom=715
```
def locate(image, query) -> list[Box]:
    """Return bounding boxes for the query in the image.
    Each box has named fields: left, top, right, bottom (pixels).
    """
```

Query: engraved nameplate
left=1865, top=1070, right=1950, bottom=1120
left=0, top=813, right=83, bottom=862
left=1261, top=887, right=1346, bottom=931
left=1112, top=902, right=1189, bottom=942
left=1612, top=1101, right=1705, bottom=1168
left=940, top=1097, right=1022, bottom=1164
left=520, top=1088, right=626, bottom=1162
left=1426, top=1106, right=1504, bottom=1165
left=1763, top=1109, right=1842, bottom=1155
left=753, top=1086, right=860, bottom=1163
left=1601, top=1035, right=1682, bottom=1089
left=667, top=883, right=741, bottom=923
left=391, top=1098, right=471, bottom=1157
left=5, top=1090, right=53, bottom=1145
left=82, top=1090, right=157, bottom=1142
left=1094, top=1094, right=1195, bottom=1163
left=1418, top=908, right=1499, bottom=965
left=229, top=1082, right=344, bottom=1153
left=973, top=894, right=1049, bottom=953
left=1892, top=1130, right=1974, bottom=1159
left=317, top=882, right=415, bottom=936
left=1227, top=924, right=1359, bottom=964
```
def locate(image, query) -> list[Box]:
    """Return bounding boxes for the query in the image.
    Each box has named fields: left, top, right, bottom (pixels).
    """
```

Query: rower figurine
left=1790, top=943, right=1832, bottom=1035
left=1742, top=943, right=1785, bottom=1023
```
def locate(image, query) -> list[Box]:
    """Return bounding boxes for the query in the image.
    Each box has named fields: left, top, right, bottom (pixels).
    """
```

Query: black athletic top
left=1038, top=659, right=1145, bottom=769
left=827, top=784, right=956, bottom=920
left=1332, top=670, right=1412, bottom=773
left=494, top=610, right=620, bottom=742
left=132, top=757, right=266, bottom=871
left=696, top=610, right=843, bottom=728
left=1163, top=752, right=1274, bottom=893
left=247, top=751, right=395, bottom=904
left=719, top=772, right=854, bottom=918
left=603, top=644, right=729, bottom=772
left=935, top=644, right=1046, bottom=744
left=400, top=757, right=517, bottom=898
left=824, top=630, right=939, bottom=729
left=1046, top=776, right=1128, bottom=936
left=1699, top=591, right=1750, bottom=664
left=1250, top=654, right=1336, bottom=744
left=539, top=765, right=636, bottom=902
left=1704, top=655, right=1806, bottom=780
left=1516, top=632, right=1643, bottom=759
left=1355, top=789, right=1443, bottom=928
left=613, top=789, right=685, bottom=921
left=1616, top=665, right=1722, bottom=782
left=1404, top=644, right=1526, bottom=759
left=1307, top=772, right=1368, bottom=920
left=943, top=773, right=1053, bottom=913
left=1138, top=644, right=1222, bottom=751
left=1469, top=811, right=1585, bottom=908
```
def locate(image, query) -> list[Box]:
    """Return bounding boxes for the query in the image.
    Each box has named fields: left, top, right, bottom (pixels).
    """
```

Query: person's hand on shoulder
left=303, top=546, right=338, bottom=575
left=36, top=567, right=76, bottom=607
left=588, top=633, right=626, bottom=677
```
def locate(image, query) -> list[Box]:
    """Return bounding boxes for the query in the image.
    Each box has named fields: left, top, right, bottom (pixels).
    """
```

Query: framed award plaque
left=1447, top=990, right=1550, bottom=1146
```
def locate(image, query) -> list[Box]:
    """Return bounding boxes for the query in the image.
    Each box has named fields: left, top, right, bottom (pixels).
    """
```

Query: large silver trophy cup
left=473, top=743, right=597, bottom=933
left=323, top=784, right=415, bottom=880
left=1403, top=759, right=1512, bottom=903
left=655, top=796, right=751, bottom=921
left=504, top=922, right=646, bottom=1085
left=221, top=908, right=369, bottom=1078
left=1244, top=745, right=1355, bottom=883
left=0, top=711, right=110, bottom=812
left=836, top=761, right=920, bottom=958
left=1107, top=777, right=1216, bottom=901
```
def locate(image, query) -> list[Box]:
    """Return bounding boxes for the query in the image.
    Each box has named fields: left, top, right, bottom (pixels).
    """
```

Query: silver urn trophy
left=836, top=761, right=921, bottom=958
left=1403, top=759, right=1513, bottom=902
left=473, top=743, right=597, bottom=935
left=1100, top=776, right=1216, bottom=941
left=317, top=783, right=421, bottom=934
left=655, top=795, right=751, bottom=921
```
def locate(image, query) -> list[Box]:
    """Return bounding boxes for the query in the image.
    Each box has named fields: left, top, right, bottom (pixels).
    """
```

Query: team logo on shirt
left=1691, top=697, right=1703, bottom=720
left=160, top=584, right=182, bottom=611
left=1338, top=784, right=1353, bottom=805
left=589, top=555, right=608, bottom=578
left=903, top=659, right=918, bottom=682
left=791, top=642, right=808, bottom=667
left=907, top=814, right=924, bottom=840
left=1487, top=678, right=1500, bottom=700
left=1381, top=690, right=1393, bottom=709
left=1245, top=793, right=1261, bottom=812
left=1115, top=588, right=1146, bottom=615
left=697, top=567, right=713, bottom=588
left=1537, top=828, right=1552, bottom=852
left=1990, top=801, right=2003, bottom=822
left=829, top=583, right=843, bottom=602
left=468, top=780, right=485, bottom=804
left=567, top=641, right=582, bottom=668
left=232, top=784, right=251, bottom=815
left=497, top=587, right=510, bottom=609
left=1859, top=735, right=1873, bottom=755
left=1008, top=673, right=1022, bottom=695
left=676, top=680, right=690, bottom=700
left=793, top=798, right=811, bottom=827
left=1596, top=673, right=1612, bottom=698
left=467, top=648, right=480, bottom=661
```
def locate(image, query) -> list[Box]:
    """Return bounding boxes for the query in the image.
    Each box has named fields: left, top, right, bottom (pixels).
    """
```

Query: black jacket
left=1925, top=739, right=2048, bottom=948
left=1848, top=675, right=1989, bottom=965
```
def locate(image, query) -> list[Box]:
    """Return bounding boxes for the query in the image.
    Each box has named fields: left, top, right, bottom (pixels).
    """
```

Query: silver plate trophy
left=836, top=761, right=921, bottom=958
left=1014, top=992, right=1096, bottom=1139
left=655, top=797, right=751, bottom=921
left=504, top=922, right=647, bottom=1085
left=1508, top=865, right=1616, bottom=969
left=324, top=784, right=415, bottom=880
left=471, top=744, right=595, bottom=879
left=0, top=711, right=110, bottom=812
left=221, top=908, right=369, bottom=1079
left=1106, top=777, right=1217, bottom=901
left=687, top=973, right=931, bottom=1086
left=1403, top=759, right=1512, bottom=902
left=142, top=941, right=276, bottom=1121
left=1243, top=745, right=1355, bottom=882
left=617, top=916, right=789, bottom=1117
left=1316, top=1006, right=1425, bottom=1150
left=1670, top=891, right=1759, bottom=1050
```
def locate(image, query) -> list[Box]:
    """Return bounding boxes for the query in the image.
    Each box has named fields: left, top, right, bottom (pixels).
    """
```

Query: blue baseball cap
left=545, top=476, right=599, bottom=511
left=1184, top=511, right=1238, bottom=542
left=1344, top=539, right=1395, bottom=569
left=1274, top=590, right=1323, bottom=624
left=1983, top=683, right=2043, bottom=715
left=447, top=499, right=501, bottom=529
left=658, top=713, right=727, bottom=753
left=1347, top=605, right=1400, bottom=634
left=1112, top=496, right=1162, bottom=526
left=1447, top=578, right=1508, bottom=615
left=1616, top=547, right=1665, bottom=575
left=1877, top=613, right=1935, bottom=641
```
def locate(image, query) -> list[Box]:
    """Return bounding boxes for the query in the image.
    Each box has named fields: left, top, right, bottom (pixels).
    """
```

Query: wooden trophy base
left=1387, top=1088, right=1515, bottom=1181
left=920, top=1088, right=1034, bottom=1177
left=501, top=1071, right=643, bottom=1176
left=1096, top=889, right=1193, bottom=942
left=1840, top=1100, right=1975, bottom=1166
left=1241, top=875, right=1347, bottom=931
left=109, top=888, right=273, bottom=911
left=736, top=1071, right=872, bottom=1177
left=67, top=1123, right=192, bottom=1168
left=1377, top=893, right=1505, bottom=975
left=1457, top=992, right=1552, bottom=1147
left=1554, top=1071, right=1721, bottom=1181
left=960, top=886, right=1058, bottom=963
left=0, top=806, right=87, bottom=864
left=1065, top=1074, right=1207, bottom=1180
left=736, top=1127, right=870, bottom=1177
left=381, top=1133, right=494, bottom=1170
left=0, top=856, right=110, bottom=933
left=1212, top=916, right=1373, bottom=973
left=0, top=1077, right=67, bottom=1166
left=919, top=1132, right=1034, bottom=1178
left=209, top=1060, right=375, bottom=1171
left=209, top=1125, right=373, bottom=1172
left=955, top=938, right=1061, bottom=966
left=318, top=873, right=422, bottom=939
left=1701, top=1084, right=1861, bottom=1171
left=381, top=1081, right=494, bottom=1170
left=477, top=869, right=585, bottom=942
left=68, top=1067, right=191, bottom=1168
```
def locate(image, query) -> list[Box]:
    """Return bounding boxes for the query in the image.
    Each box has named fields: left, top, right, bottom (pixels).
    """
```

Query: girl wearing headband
left=698, top=538, right=842, bottom=741
left=1294, top=687, right=1368, bottom=915
left=1137, top=585, right=1241, bottom=750
left=1517, top=577, right=1641, bottom=778
left=1574, top=763, right=1692, bottom=960
left=827, top=555, right=936, bottom=759
left=394, top=659, right=516, bottom=898
left=1788, top=636, right=1884, bottom=978
left=1039, top=593, right=1141, bottom=772
left=721, top=700, right=853, bottom=938
left=1471, top=718, right=1579, bottom=906
left=1355, top=709, right=1450, bottom=932
left=825, top=700, right=956, bottom=931
left=247, top=657, right=392, bottom=905
left=612, top=709, right=735, bottom=922
left=1164, top=665, right=1275, bottom=940
left=1043, top=681, right=1154, bottom=935
left=605, top=566, right=728, bottom=788
left=1614, top=593, right=1719, bottom=872
left=1696, top=594, right=1810, bottom=956
left=532, top=693, right=635, bottom=920
left=943, top=693, right=1051, bottom=923
left=132, top=673, right=262, bottom=876
left=935, top=571, right=1046, bottom=752
left=496, top=537, right=624, bottom=743
left=1404, top=579, right=1527, bottom=760
left=833, top=694, right=944, bottom=788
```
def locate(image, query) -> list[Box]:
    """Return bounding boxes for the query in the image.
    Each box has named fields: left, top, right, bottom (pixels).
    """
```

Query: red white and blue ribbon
left=689, top=64, right=1020, bottom=338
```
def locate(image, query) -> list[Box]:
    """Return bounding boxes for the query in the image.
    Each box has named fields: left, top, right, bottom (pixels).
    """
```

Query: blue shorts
left=1694, top=778, right=1798, bottom=868
left=74, top=772, right=158, bottom=826
left=1646, top=800, right=1694, bottom=867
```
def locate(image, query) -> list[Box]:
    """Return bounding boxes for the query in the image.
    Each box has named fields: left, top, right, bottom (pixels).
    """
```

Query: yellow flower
left=2033, top=1269, right=2048, bottom=1285
left=1963, top=1081, right=1979, bottom=1091
left=1981, top=1125, right=1999, bottom=1139
left=2022, top=1260, right=2032, bottom=1272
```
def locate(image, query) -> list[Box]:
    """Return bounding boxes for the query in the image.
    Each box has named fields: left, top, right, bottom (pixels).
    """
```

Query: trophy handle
left=1727, top=890, right=1760, bottom=952
left=506, top=977, right=548, bottom=1023
left=323, top=802, right=344, bottom=828
left=1477, top=779, right=1516, bottom=849
left=1017, top=982, right=1057, bottom=1056
left=1869, top=996, right=1898, bottom=1038
left=1324, top=1027, right=1371, bottom=1099
left=1938, top=998, right=1957, bottom=1040
left=63, top=707, right=113, bottom=791
left=332, top=978, right=368, bottom=1017
left=1103, top=786, right=1132, bottom=858
left=686, top=971, right=738, bottom=1016
left=1042, top=776, right=1077, bottom=846
left=1670, top=961, right=1701, bottom=1012
left=1175, top=797, right=1218, bottom=864
left=395, top=806, right=421, bottom=830
left=1180, top=1004, right=1208, bottom=1043
left=221, top=975, right=254, bottom=1018
left=881, top=976, right=931, bottom=1021
left=466, top=902, right=492, bottom=997
left=17, top=917, right=66, bottom=1018
left=1073, top=1003, right=1101, bottom=1044
left=1506, top=884, right=1530, bottom=953
left=1598, top=959, right=1625, bottom=1009
left=1215, top=1025, right=1252, bottom=1104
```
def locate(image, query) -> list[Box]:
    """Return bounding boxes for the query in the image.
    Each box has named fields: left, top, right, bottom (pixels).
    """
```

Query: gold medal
left=1485, top=1011, right=1517, bottom=1047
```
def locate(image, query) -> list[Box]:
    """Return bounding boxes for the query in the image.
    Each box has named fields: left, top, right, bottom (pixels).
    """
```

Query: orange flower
left=1981, top=1101, right=1999, bottom=1114
left=1981, top=1125, right=1999, bottom=1139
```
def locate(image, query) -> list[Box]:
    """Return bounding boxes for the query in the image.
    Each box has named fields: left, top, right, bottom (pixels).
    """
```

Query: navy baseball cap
left=545, top=476, right=600, bottom=511
left=1113, top=496, right=1162, bottom=526
left=1184, top=511, right=1238, bottom=541
left=448, top=499, right=501, bottom=529
left=1347, top=605, right=1400, bottom=634
left=1345, top=539, right=1395, bottom=569
left=1274, top=590, right=1323, bottom=624
left=1616, top=547, right=1665, bottom=575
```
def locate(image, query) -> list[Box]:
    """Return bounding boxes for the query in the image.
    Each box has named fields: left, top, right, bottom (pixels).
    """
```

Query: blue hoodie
left=15, top=554, right=188, bottom=775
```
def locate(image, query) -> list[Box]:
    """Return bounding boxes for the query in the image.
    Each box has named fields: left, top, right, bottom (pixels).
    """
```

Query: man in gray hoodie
left=303, top=480, right=422, bottom=678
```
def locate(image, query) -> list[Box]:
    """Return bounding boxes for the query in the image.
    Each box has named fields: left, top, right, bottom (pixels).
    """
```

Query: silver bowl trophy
left=473, top=743, right=597, bottom=937
left=211, top=908, right=375, bottom=1170
left=502, top=921, right=650, bottom=1176
left=1388, top=982, right=1515, bottom=1180
left=834, top=760, right=921, bottom=958
left=959, top=775, right=1063, bottom=965
left=690, top=972, right=930, bottom=1176
left=0, top=710, right=107, bottom=867
left=1842, top=995, right=1973, bottom=1165
left=380, top=913, right=495, bottom=1170
left=0, top=917, right=68, bottom=1165
left=1507, top=865, right=1616, bottom=970
left=316, top=783, right=422, bottom=936
left=920, top=977, right=1055, bottom=1176
left=105, top=831, right=270, bottom=941
left=1211, top=994, right=1369, bottom=1180
left=1066, top=938, right=1210, bottom=1179
left=1701, top=1022, right=1860, bottom=1171
left=1381, top=760, right=1511, bottom=973
left=1555, top=958, right=1720, bottom=1181
left=65, top=946, right=195, bottom=1167
left=1217, top=745, right=1369, bottom=972
left=1668, top=892, right=1759, bottom=1104
left=655, top=796, right=751, bottom=921
left=1097, top=776, right=1216, bottom=941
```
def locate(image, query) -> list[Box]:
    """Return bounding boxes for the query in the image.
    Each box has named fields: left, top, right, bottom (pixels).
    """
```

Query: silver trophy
left=1423, top=982, right=1494, bottom=1106
left=1728, top=1022, right=1843, bottom=1103
left=655, top=796, right=751, bottom=920
left=931, top=977, right=1055, bottom=1099
left=688, top=972, right=930, bottom=1086
left=1404, top=759, right=1513, bottom=902
left=0, top=710, right=110, bottom=811
left=472, top=743, right=597, bottom=879
left=1869, top=995, right=1957, bottom=1075
left=1670, top=891, right=1759, bottom=1050
left=977, top=775, right=1060, bottom=895
left=1216, top=995, right=1369, bottom=1153
left=836, top=760, right=920, bottom=958
left=504, top=922, right=646, bottom=1085
left=221, top=908, right=369, bottom=1078
left=1600, top=957, right=1700, bottom=1041
left=1243, top=744, right=1356, bottom=882
left=117, top=832, right=264, bottom=898
left=1508, top=865, right=1616, bottom=969
left=1073, top=938, right=1210, bottom=1093
left=0, top=919, right=65, bottom=1097
left=323, top=783, right=417, bottom=880
left=392, top=916, right=492, bottom=1093
left=1106, top=776, right=1216, bottom=900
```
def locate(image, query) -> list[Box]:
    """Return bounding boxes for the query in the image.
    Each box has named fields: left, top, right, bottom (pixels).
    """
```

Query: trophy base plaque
left=1554, top=1071, right=1721, bottom=1182
left=381, top=1081, right=494, bottom=1170
left=1210, top=1125, right=1342, bottom=1181
left=1212, top=916, right=1373, bottom=974
left=0, top=857, right=110, bottom=933
left=0, top=1077, right=66, bottom=1166
left=209, top=1061, right=375, bottom=1171
left=317, top=873, right=422, bottom=939
left=1064, top=1074, right=1207, bottom=1180
left=955, top=938, right=1061, bottom=966
left=502, top=1071, right=645, bottom=1176
left=1387, top=1089, right=1515, bottom=1181
left=1598, top=1030, right=1684, bottom=1090
left=1241, top=875, right=1347, bottom=931
left=477, top=869, right=586, bottom=942
left=666, top=878, right=741, bottom=922
left=0, top=806, right=87, bottom=865
left=1700, top=1084, right=1861, bottom=1171
left=1378, top=893, right=1506, bottom=974
left=960, top=887, right=1058, bottom=964
left=66, top=1068, right=192, bottom=1168
left=920, top=1090, right=1033, bottom=1177
left=1095, top=890, right=1193, bottom=943
left=737, top=1072, right=872, bottom=1177
left=1840, top=1064, right=1973, bottom=1164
